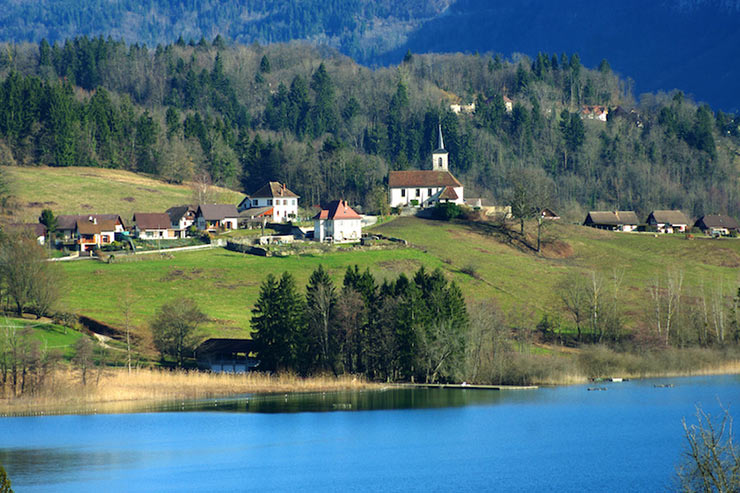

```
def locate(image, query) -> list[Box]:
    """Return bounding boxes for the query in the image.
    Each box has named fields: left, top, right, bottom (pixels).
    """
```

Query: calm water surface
left=1, top=375, right=738, bottom=492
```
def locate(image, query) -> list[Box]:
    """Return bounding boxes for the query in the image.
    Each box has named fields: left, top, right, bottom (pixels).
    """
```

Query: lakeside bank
left=2, top=354, right=740, bottom=417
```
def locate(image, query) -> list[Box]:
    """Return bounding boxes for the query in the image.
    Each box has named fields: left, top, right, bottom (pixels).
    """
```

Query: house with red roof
left=388, top=126, right=464, bottom=208
left=313, top=200, right=362, bottom=243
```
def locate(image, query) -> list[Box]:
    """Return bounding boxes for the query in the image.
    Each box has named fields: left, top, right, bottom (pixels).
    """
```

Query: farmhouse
left=646, top=210, right=689, bottom=233
left=166, top=205, right=197, bottom=238
left=195, top=338, right=258, bottom=373
left=133, top=212, right=174, bottom=239
left=238, top=182, right=299, bottom=223
left=694, top=214, right=740, bottom=236
left=584, top=211, right=639, bottom=231
left=196, top=204, right=238, bottom=232
left=314, top=200, right=362, bottom=243
left=388, top=126, right=464, bottom=208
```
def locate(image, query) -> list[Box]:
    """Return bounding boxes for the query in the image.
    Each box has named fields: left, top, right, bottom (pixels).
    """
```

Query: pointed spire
left=437, top=124, right=445, bottom=150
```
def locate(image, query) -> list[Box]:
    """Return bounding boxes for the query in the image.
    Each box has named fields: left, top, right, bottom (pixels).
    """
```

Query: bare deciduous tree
left=677, top=404, right=740, bottom=492
left=191, top=171, right=215, bottom=205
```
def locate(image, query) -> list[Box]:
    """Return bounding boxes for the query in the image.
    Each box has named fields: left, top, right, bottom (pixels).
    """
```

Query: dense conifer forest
left=0, top=37, right=738, bottom=218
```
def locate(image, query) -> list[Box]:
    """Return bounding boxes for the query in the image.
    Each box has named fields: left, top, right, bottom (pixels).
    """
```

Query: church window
left=438, top=157, right=443, bottom=168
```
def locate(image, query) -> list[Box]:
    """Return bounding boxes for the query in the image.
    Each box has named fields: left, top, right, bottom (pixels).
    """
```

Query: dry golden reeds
left=0, top=367, right=381, bottom=416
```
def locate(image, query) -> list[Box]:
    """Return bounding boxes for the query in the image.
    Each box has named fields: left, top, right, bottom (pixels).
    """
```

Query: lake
left=1, top=375, right=738, bottom=492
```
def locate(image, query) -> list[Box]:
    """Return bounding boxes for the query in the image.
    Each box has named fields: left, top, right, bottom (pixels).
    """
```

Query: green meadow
left=58, top=216, right=740, bottom=340
left=60, top=246, right=443, bottom=337
left=3, top=166, right=244, bottom=223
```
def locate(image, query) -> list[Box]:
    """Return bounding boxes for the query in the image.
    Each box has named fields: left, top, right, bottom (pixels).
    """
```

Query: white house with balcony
left=238, top=182, right=299, bottom=223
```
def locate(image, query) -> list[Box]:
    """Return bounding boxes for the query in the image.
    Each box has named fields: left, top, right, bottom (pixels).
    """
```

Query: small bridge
left=400, top=383, right=538, bottom=391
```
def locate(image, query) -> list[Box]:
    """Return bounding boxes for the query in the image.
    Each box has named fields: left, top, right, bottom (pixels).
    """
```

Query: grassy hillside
left=58, top=216, right=740, bottom=344
left=2, top=166, right=245, bottom=223
left=60, top=247, right=443, bottom=338
left=373, top=217, right=740, bottom=321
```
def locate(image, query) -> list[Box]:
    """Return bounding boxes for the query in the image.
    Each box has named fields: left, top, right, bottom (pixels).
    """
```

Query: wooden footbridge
left=400, top=383, right=538, bottom=391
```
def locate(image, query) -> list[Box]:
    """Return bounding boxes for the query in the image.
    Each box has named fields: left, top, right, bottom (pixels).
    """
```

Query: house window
left=416, top=189, right=420, bottom=197
left=254, top=199, right=259, bottom=206
left=268, top=199, right=272, bottom=205
left=401, top=189, right=406, bottom=197
left=428, top=188, right=432, bottom=195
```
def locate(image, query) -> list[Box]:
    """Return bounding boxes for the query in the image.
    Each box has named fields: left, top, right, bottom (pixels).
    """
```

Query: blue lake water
left=1, top=375, right=738, bottom=492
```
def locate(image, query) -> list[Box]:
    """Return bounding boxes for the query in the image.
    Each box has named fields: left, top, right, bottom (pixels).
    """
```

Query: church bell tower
left=432, top=124, right=449, bottom=171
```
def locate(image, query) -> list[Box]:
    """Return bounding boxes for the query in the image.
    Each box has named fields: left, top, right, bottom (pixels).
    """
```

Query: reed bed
left=0, top=368, right=382, bottom=416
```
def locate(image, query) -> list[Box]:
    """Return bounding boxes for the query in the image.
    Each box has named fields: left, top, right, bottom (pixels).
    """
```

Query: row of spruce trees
left=251, top=265, right=468, bottom=383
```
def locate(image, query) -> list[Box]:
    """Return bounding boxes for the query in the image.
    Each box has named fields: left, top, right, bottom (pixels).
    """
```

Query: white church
left=388, top=126, right=464, bottom=208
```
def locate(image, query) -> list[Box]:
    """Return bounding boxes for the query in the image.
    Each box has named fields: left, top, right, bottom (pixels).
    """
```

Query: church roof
left=389, top=170, right=462, bottom=188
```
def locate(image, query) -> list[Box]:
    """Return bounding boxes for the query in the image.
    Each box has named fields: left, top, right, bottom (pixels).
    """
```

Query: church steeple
left=432, top=124, right=449, bottom=171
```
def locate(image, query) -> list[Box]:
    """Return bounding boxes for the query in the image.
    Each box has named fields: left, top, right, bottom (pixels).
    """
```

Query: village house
left=238, top=182, right=299, bottom=223
left=503, top=95, right=513, bottom=113
left=238, top=206, right=273, bottom=229
left=56, top=214, right=126, bottom=241
left=581, top=105, right=609, bottom=122
left=75, top=216, right=117, bottom=252
left=694, top=214, right=740, bottom=236
left=166, top=205, right=197, bottom=238
left=646, top=210, right=690, bottom=233
left=583, top=211, right=639, bottom=231
left=9, top=223, right=47, bottom=245
left=133, top=212, right=174, bottom=239
left=196, top=204, right=238, bottom=232
left=314, top=200, right=362, bottom=243
left=449, top=102, right=476, bottom=114
left=388, top=126, right=464, bottom=208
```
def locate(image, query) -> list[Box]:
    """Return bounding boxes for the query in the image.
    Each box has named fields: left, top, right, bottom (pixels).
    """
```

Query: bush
left=432, top=202, right=463, bottom=221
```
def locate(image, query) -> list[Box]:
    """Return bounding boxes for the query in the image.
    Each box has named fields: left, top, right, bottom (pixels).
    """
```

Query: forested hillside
left=0, top=38, right=738, bottom=219
left=0, top=1, right=739, bottom=110
left=0, top=0, right=451, bottom=62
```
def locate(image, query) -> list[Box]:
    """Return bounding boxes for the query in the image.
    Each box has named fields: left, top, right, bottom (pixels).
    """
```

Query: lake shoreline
left=2, top=362, right=739, bottom=417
